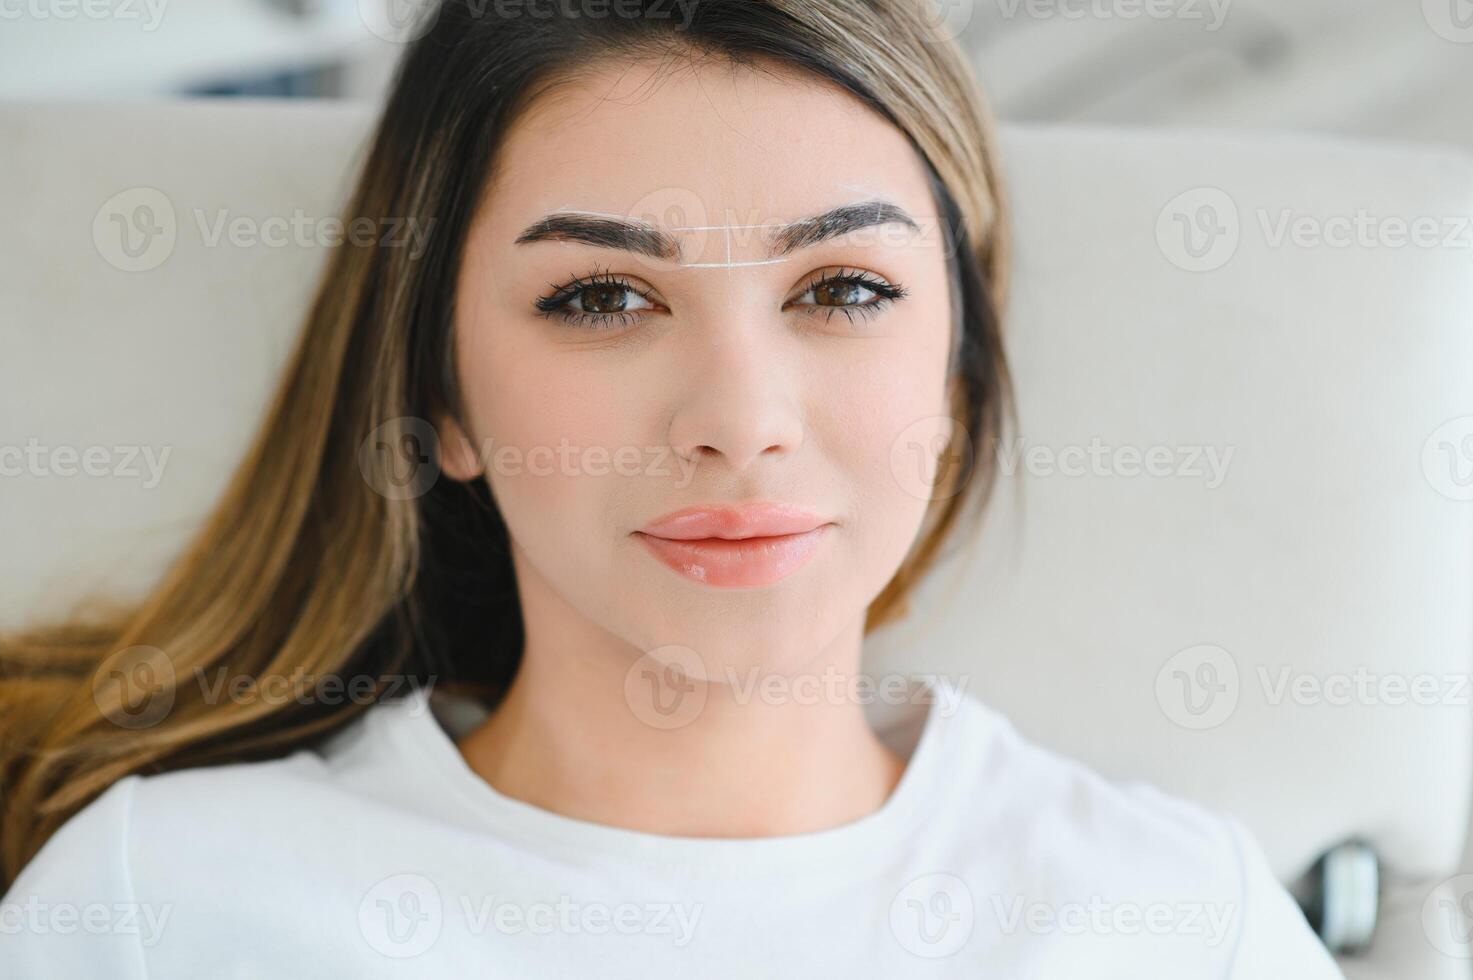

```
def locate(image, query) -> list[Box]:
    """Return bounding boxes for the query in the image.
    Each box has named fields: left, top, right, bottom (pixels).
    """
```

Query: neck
left=454, top=619, right=907, bottom=839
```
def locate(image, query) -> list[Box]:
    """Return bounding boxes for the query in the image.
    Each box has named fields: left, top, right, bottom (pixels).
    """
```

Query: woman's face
left=442, top=57, right=956, bottom=680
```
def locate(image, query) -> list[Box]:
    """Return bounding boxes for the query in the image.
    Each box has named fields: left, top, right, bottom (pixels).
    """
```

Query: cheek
left=449, top=234, right=641, bottom=536
left=460, top=327, right=646, bottom=528
left=826, top=303, right=955, bottom=584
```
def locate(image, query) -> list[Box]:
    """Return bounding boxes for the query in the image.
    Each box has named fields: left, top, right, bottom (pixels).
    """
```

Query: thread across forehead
left=536, top=210, right=792, bottom=268
left=513, top=200, right=922, bottom=268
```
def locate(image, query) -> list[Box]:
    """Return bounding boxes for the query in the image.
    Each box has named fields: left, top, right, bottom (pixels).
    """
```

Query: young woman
left=2, top=0, right=1343, bottom=975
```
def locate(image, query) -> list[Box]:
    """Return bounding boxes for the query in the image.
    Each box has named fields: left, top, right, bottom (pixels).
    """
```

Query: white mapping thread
left=543, top=208, right=794, bottom=268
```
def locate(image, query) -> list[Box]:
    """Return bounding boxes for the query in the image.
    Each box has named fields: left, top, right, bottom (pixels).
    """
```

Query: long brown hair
left=0, top=0, right=1012, bottom=888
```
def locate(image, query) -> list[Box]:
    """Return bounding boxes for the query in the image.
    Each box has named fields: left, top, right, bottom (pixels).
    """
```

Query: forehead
left=482, top=57, right=939, bottom=249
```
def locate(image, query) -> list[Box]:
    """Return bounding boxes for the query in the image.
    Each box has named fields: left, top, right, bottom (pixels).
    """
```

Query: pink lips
left=633, top=502, right=833, bottom=588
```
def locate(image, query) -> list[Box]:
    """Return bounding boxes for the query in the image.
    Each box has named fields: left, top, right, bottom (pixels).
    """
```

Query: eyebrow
left=513, top=200, right=920, bottom=261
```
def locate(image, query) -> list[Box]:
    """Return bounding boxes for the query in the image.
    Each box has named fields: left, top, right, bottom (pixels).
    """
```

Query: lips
left=633, top=502, right=833, bottom=588
left=638, top=502, right=828, bottom=540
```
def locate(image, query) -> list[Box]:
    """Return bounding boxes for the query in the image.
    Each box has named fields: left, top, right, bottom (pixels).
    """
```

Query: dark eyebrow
left=513, top=200, right=919, bottom=260
left=514, top=212, right=682, bottom=260
left=767, top=200, right=919, bottom=256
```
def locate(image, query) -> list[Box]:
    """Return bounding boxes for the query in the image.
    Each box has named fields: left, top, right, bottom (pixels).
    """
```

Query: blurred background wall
left=2, top=0, right=1470, bottom=153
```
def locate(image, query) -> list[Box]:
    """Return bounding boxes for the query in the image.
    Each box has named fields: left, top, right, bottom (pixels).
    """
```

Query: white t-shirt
left=3, top=677, right=1343, bottom=978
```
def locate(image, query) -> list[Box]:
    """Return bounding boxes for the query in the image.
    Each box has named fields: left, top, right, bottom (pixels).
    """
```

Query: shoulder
left=0, top=712, right=397, bottom=975
left=2, top=774, right=147, bottom=975
left=6, top=742, right=334, bottom=888
left=5, top=772, right=141, bottom=903
left=82, top=691, right=428, bottom=842
left=10, top=690, right=446, bottom=887
left=943, top=691, right=1342, bottom=977
left=1215, top=811, right=1346, bottom=978
left=1, top=707, right=385, bottom=932
left=948, top=691, right=1239, bottom=869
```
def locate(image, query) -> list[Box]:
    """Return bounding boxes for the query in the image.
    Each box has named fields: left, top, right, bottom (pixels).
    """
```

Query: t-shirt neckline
left=372, top=674, right=969, bottom=878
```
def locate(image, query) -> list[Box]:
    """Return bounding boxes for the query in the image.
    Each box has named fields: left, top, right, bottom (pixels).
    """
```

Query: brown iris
left=811, top=280, right=865, bottom=307
left=579, top=283, right=629, bottom=313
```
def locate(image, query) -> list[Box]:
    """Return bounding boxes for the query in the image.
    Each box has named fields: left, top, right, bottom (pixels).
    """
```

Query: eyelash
left=532, top=265, right=908, bottom=330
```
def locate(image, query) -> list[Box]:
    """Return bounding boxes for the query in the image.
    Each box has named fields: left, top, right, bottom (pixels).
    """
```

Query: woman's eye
left=790, top=269, right=907, bottom=324
left=534, top=272, right=657, bottom=329
left=534, top=267, right=907, bottom=331
left=809, top=279, right=872, bottom=306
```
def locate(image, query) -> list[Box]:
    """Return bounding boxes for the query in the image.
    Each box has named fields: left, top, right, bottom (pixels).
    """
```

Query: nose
left=665, top=323, right=805, bottom=472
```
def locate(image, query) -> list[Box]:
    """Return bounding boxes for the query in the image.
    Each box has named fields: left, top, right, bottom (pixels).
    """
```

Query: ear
left=435, top=412, right=484, bottom=482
